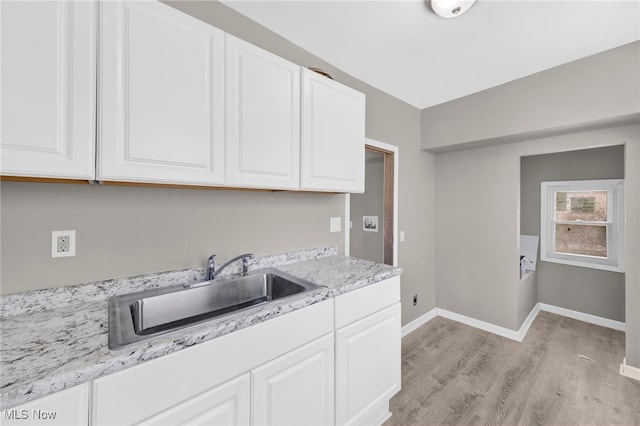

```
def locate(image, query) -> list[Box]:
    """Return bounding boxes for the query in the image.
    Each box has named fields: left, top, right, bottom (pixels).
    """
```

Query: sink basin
left=108, top=268, right=322, bottom=349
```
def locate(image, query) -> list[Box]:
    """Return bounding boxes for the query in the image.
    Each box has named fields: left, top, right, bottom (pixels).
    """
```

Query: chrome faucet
left=207, top=253, right=255, bottom=281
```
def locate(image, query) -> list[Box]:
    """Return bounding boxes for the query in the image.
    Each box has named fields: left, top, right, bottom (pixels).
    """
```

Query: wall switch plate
left=400, top=231, right=405, bottom=242
left=52, top=230, right=76, bottom=258
left=330, top=217, right=341, bottom=232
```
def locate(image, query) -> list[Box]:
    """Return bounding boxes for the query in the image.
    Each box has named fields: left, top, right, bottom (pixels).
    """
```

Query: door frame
left=345, top=138, right=399, bottom=266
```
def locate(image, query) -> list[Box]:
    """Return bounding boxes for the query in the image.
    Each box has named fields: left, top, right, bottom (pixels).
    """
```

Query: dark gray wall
left=350, top=157, right=384, bottom=263
left=521, top=146, right=625, bottom=321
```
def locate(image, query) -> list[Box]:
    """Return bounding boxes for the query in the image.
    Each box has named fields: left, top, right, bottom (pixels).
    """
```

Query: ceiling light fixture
left=430, top=0, right=477, bottom=18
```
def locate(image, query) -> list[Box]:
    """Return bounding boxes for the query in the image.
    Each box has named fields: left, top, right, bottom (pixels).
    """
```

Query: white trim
left=346, top=139, right=399, bottom=266
left=517, top=303, right=541, bottom=341
left=401, top=308, right=437, bottom=337
left=539, top=303, right=625, bottom=331
left=436, top=309, right=523, bottom=341
left=400, top=303, right=623, bottom=344
left=620, top=358, right=640, bottom=381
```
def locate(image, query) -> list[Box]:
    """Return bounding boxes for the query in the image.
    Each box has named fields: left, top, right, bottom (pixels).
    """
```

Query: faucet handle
left=207, top=254, right=216, bottom=280
left=241, top=253, right=254, bottom=275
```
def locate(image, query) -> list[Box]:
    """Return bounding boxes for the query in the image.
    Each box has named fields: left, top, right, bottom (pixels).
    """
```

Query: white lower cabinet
left=6, top=277, right=401, bottom=426
left=334, top=277, right=402, bottom=426
left=91, top=299, right=333, bottom=425
left=253, top=334, right=334, bottom=426
left=141, top=374, right=250, bottom=426
left=1, top=383, right=90, bottom=426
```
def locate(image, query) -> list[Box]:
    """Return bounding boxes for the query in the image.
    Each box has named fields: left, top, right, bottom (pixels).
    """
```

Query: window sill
left=541, top=256, right=624, bottom=273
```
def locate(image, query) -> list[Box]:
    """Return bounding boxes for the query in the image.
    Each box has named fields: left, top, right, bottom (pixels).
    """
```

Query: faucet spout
left=209, top=253, right=254, bottom=281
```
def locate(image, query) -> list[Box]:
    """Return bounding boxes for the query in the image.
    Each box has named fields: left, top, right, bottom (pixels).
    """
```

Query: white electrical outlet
left=330, top=217, right=341, bottom=232
left=52, top=230, right=76, bottom=258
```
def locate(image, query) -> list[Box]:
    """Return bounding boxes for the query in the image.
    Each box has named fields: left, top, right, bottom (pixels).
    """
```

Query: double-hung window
left=540, top=179, right=624, bottom=272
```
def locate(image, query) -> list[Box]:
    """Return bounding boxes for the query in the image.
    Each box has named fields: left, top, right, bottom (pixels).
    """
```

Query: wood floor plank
left=385, top=312, right=640, bottom=426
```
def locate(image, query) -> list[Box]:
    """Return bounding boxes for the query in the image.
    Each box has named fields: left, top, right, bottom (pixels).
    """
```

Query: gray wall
left=2, top=0, right=436, bottom=329
left=518, top=272, right=537, bottom=328
left=0, top=182, right=343, bottom=293
left=434, top=124, right=638, bottom=333
left=521, top=146, right=625, bottom=322
left=350, top=157, right=384, bottom=263
left=422, top=41, right=640, bottom=152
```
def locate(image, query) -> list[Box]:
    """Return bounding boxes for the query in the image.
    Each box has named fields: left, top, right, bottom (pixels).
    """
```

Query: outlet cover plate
left=52, top=230, right=76, bottom=258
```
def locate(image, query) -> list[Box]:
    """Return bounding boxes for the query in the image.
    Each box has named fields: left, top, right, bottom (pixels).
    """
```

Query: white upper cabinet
left=1, top=0, right=96, bottom=179
left=226, top=35, right=300, bottom=190
left=98, top=0, right=225, bottom=185
left=301, top=68, right=365, bottom=193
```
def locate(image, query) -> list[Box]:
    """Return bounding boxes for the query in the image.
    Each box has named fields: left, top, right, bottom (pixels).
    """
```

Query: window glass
left=555, top=190, right=607, bottom=222
left=554, top=224, right=607, bottom=258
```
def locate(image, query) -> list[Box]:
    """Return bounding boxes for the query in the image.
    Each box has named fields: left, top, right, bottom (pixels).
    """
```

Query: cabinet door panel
left=138, top=374, right=250, bottom=426
left=336, top=303, right=401, bottom=426
left=99, top=0, right=224, bottom=185
left=301, top=68, right=365, bottom=192
left=0, top=0, right=95, bottom=179
left=226, top=35, right=300, bottom=189
left=1, top=384, right=89, bottom=426
left=252, top=333, right=334, bottom=426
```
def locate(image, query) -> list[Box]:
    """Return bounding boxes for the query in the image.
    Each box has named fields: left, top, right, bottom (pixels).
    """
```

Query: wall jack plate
left=52, top=230, right=76, bottom=258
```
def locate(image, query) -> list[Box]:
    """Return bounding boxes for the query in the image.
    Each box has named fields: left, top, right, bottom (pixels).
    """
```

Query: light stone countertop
left=0, top=247, right=401, bottom=409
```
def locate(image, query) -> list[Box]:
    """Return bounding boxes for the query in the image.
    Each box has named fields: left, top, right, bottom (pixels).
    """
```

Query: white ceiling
left=222, top=0, right=640, bottom=109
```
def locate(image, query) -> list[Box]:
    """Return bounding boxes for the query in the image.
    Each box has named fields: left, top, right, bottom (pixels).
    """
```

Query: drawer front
left=334, top=276, right=400, bottom=329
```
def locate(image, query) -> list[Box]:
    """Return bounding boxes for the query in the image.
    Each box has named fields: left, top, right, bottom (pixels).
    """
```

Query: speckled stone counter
left=0, top=247, right=401, bottom=409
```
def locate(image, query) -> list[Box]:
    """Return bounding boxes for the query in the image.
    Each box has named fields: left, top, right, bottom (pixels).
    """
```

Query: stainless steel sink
left=108, top=268, right=322, bottom=349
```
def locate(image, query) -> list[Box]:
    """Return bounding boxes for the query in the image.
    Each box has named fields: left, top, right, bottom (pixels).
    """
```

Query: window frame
left=540, top=179, right=625, bottom=272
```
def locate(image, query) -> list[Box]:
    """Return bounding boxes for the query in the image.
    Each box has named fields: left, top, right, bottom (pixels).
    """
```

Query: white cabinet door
left=1, top=384, right=90, bottom=425
left=226, top=35, right=300, bottom=190
left=301, top=68, right=365, bottom=193
left=138, top=374, right=250, bottom=426
left=252, top=333, right=334, bottom=426
left=335, top=303, right=401, bottom=426
left=99, top=0, right=225, bottom=186
left=0, top=0, right=96, bottom=179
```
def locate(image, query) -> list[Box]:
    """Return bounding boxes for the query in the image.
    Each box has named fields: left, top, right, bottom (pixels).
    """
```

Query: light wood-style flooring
left=385, top=311, right=640, bottom=426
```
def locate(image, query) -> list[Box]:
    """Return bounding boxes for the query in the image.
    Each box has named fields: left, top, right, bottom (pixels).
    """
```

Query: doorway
left=346, top=139, right=398, bottom=266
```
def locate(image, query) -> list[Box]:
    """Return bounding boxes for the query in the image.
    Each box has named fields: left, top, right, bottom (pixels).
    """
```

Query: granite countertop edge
left=0, top=247, right=402, bottom=410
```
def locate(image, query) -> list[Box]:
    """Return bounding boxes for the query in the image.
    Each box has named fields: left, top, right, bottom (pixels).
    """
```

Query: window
left=540, top=179, right=624, bottom=272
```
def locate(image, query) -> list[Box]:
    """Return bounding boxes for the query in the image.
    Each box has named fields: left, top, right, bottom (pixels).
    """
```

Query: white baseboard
left=517, top=303, right=541, bottom=341
left=620, top=358, right=640, bottom=381
left=401, top=308, right=437, bottom=337
left=436, top=308, right=523, bottom=341
left=400, top=303, right=624, bottom=343
left=539, top=303, right=625, bottom=331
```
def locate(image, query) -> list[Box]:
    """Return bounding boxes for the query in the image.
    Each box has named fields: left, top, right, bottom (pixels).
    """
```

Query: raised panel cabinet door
left=0, top=0, right=96, bottom=179
left=1, top=383, right=90, bottom=425
left=135, top=374, right=250, bottom=426
left=226, top=34, right=300, bottom=189
left=335, top=303, right=401, bottom=426
left=252, top=333, right=334, bottom=426
left=301, top=68, right=365, bottom=193
left=99, top=0, right=225, bottom=185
